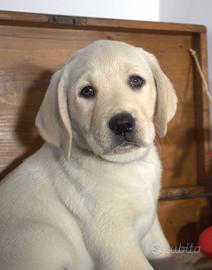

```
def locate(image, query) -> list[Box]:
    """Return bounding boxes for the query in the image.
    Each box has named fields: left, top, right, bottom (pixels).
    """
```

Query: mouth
left=110, top=137, right=141, bottom=154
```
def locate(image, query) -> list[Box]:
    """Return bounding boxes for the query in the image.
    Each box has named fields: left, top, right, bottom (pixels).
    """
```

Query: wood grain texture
left=160, top=186, right=212, bottom=200
left=0, top=11, right=211, bottom=246
left=0, top=11, right=206, bottom=33
left=158, top=198, right=212, bottom=247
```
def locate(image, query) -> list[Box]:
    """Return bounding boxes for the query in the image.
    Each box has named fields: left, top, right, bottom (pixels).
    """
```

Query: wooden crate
left=0, top=11, right=211, bottom=246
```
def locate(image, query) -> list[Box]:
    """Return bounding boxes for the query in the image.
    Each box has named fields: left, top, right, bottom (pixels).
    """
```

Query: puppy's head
left=36, top=40, right=177, bottom=162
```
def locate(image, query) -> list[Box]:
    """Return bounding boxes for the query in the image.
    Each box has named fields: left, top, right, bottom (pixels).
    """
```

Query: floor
left=175, top=253, right=212, bottom=270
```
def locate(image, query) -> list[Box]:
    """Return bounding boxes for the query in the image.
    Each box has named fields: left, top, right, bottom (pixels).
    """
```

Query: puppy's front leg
left=140, top=215, right=194, bottom=270
left=140, top=215, right=170, bottom=260
left=89, top=225, right=153, bottom=270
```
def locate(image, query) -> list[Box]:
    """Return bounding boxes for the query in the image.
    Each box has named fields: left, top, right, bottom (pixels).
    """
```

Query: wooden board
left=158, top=197, right=212, bottom=247
left=0, top=11, right=211, bottom=246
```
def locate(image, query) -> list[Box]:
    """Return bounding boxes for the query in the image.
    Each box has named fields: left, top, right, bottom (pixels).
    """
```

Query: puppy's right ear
left=35, top=68, right=72, bottom=160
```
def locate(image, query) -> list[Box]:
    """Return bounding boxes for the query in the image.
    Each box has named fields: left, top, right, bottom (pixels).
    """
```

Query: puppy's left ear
left=144, top=51, right=178, bottom=137
left=35, top=67, right=72, bottom=159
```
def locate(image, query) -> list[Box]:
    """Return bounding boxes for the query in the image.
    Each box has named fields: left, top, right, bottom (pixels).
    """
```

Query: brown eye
left=129, top=75, right=145, bottom=89
left=80, top=86, right=96, bottom=98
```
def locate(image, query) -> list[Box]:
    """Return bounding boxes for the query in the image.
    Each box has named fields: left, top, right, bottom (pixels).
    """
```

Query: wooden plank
left=0, top=10, right=48, bottom=23
left=160, top=186, right=212, bottom=200
left=86, top=17, right=206, bottom=34
left=0, top=10, right=206, bottom=33
left=199, top=32, right=212, bottom=186
left=158, top=197, right=212, bottom=247
left=191, top=32, right=211, bottom=186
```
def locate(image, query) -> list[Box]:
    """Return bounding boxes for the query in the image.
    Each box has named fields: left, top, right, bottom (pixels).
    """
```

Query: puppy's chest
left=91, top=164, right=158, bottom=220
left=67, top=156, right=160, bottom=233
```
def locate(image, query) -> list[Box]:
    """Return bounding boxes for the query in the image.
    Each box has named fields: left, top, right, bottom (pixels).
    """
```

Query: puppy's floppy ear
left=35, top=67, right=72, bottom=159
left=144, top=52, right=178, bottom=137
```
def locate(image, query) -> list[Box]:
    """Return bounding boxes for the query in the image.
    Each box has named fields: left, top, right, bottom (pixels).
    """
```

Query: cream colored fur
left=0, top=40, right=177, bottom=270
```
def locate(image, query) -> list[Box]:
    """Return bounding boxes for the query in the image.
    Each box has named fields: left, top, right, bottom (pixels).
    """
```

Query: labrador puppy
left=0, top=40, right=178, bottom=270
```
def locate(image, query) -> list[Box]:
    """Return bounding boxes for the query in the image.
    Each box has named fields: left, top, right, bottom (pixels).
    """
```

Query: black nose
left=109, top=112, right=135, bottom=135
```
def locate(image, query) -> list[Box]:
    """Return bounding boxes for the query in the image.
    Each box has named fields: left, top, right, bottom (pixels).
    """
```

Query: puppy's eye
left=129, top=75, right=145, bottom=89
left=80, top=86, right=96, bottom=98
